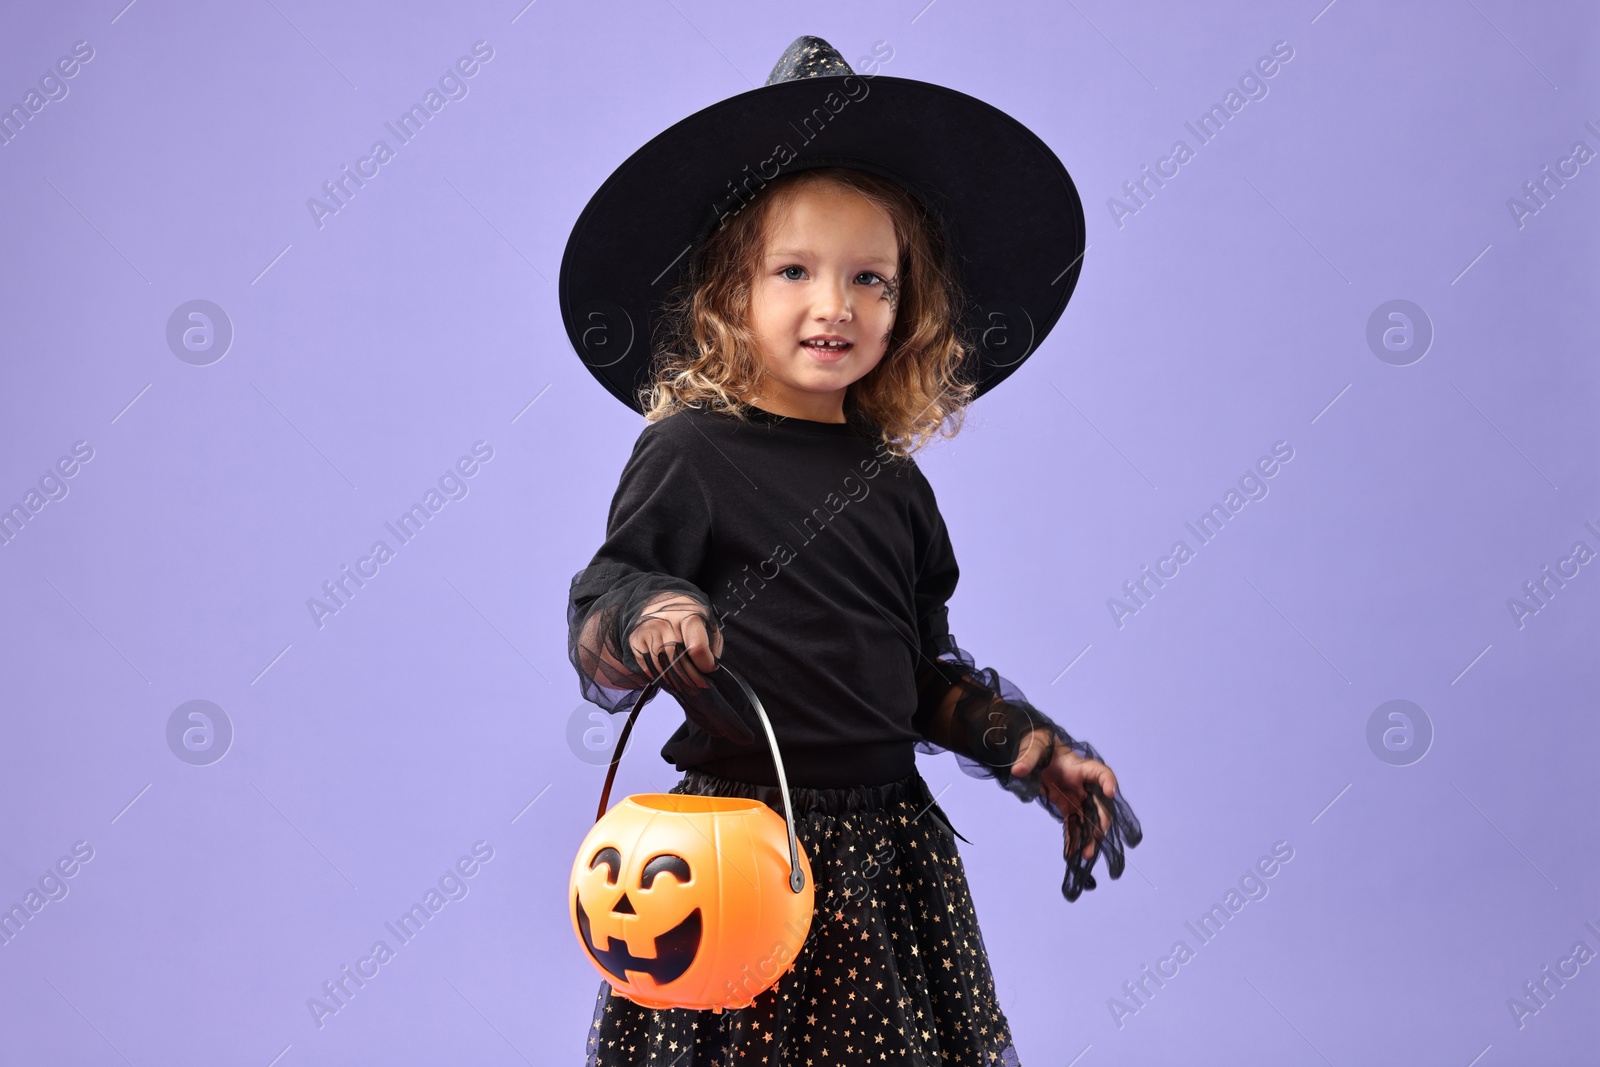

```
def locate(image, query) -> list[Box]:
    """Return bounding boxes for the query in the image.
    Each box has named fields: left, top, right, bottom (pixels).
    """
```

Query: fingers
left=655, top=646, right=679, bottom=690
left=680, top=612, right=720, bottom=675
left=1067, top=813, right=1098, bottom=863
left=631, top=622, right=712, bottom=692
left=662, top=603, right=715, bottom=681
left=628, top=631, right=659, bottom=685
left=1090, top=770, right=1115, bottom=839
left=1067, top=763, right=1115, bottom=842
left=1053, top=781, right=1108, bottom=864
left=1055, top=760, right=1131, bottom=893
left=657, top=646, right=704, bottom=698
left=623, top=607, right=755, bottom=743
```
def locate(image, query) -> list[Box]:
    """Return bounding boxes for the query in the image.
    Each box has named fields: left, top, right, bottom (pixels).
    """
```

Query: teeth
left=805, top=340, right=849, bottom=348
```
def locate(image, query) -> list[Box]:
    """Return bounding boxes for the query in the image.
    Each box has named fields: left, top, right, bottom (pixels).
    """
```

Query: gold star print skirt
left=584, top=767, right=1023, bottom=1066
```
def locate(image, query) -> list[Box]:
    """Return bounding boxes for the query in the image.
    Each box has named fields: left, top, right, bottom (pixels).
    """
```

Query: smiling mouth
left=800, top=339, right=852, bottom=359
left=576, top=896, right=702, bottom=986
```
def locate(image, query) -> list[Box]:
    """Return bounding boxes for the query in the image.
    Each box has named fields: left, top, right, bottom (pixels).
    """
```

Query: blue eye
left=855, top=271, right=884, bottom=286
left=780, top=266, right=806, bottom=281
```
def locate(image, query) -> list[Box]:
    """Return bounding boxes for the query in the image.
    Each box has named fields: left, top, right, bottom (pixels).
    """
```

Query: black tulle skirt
left=583, top=766, right=1022, bottom=1066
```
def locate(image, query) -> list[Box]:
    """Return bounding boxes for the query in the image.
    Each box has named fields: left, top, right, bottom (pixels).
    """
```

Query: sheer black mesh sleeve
left=567, top=564, right=710, bottom=715
left=566, top=426, right=752, bottom=742
left=910, top=495, right=1143, bottom=902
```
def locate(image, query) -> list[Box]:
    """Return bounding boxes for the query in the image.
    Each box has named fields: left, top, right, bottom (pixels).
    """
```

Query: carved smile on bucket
left=575, top=848, right=703, bottom=986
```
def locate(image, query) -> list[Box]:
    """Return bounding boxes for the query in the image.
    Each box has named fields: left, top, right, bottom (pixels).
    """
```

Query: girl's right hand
left=627, top=593, right=755, bottom=743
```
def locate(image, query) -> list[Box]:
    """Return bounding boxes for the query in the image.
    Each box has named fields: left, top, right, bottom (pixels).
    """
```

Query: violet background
left=1, top=1, right=1596, bottom=1064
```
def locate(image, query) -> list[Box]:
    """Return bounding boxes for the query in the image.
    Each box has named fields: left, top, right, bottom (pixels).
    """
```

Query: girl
left=562, top=36, right=1141, bottom=1066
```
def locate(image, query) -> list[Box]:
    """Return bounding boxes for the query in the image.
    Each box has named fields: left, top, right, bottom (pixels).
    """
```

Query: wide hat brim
left=559, top=70, right=1086, bottom=415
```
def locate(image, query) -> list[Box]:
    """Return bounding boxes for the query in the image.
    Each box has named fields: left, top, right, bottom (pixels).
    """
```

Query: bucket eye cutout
left=640, top=853, right=690, bottom=889
left=589, top=846, right=622, bottom=884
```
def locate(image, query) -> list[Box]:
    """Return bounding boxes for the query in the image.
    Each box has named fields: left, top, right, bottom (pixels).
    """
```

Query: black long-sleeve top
left=567, top=401, right=953, bottom=786
left=566, top=400, right=1143, bottom=900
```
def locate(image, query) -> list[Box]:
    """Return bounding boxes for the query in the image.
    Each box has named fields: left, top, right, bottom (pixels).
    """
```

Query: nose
left=812, top=274, right=852, bottom=324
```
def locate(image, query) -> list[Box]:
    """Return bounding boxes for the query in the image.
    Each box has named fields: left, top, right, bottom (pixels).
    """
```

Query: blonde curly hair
left=638, top=167, right=977, bottom=459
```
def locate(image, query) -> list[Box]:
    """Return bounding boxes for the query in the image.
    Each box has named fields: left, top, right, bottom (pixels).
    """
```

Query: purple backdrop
left=1, top=1, right=1596, bottom=1064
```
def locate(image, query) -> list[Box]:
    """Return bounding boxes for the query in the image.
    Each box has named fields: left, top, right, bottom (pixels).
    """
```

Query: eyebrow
left=765, top=248, right=897, bottom=268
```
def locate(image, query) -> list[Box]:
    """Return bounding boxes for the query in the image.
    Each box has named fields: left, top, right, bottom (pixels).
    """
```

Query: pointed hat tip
left=766, top=36, right=853, bottom=85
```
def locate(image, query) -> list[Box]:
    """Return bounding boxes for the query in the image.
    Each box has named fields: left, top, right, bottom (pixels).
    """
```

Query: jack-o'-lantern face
left=569, top=793, right=816, bottom=1011
left=574, top=846, right=702, bottom=986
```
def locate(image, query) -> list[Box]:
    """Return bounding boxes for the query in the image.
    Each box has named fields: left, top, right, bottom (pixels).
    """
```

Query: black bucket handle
left=594, top=661, right=806, bottom=895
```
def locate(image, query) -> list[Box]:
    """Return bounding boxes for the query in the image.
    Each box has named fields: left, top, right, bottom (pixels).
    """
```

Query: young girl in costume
left=562, top=36, right=1142, bottom=1067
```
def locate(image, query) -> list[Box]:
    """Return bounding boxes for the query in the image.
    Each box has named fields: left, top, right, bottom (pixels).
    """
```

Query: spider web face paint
left=878, top=273, right=901, bottom=314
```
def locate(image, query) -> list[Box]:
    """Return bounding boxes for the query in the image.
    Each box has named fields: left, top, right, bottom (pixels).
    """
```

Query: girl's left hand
left=1010, top=727, right=1117, bottom=864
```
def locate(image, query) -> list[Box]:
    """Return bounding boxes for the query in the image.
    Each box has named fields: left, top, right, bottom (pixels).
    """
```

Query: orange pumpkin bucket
left=569, top=663, right=815, bottom=1013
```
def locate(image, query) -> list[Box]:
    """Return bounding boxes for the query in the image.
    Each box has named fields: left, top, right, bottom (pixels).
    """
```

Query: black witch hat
left=558, top=36, right=1087, bottom=415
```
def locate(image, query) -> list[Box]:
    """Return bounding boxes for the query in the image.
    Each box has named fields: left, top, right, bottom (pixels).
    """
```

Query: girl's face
left=746, top=181, right=899, bottom=423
